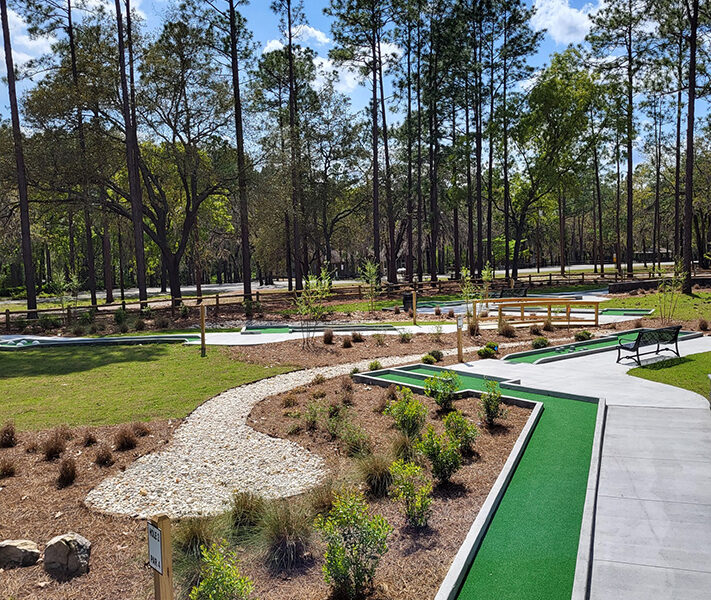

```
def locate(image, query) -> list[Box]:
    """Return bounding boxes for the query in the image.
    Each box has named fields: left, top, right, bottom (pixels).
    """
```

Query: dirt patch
left=242, top=375, right=531, bottom=600
left=0, top=421, right=178, bottom=600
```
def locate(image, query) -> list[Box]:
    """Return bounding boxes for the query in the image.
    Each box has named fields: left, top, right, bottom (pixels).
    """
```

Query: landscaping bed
left=0, top=420, right=177, bottom=600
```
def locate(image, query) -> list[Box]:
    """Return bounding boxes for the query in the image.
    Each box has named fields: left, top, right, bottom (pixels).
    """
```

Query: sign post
left=148, top=515, right=174, bottom=600
left=412, top=289, right=417, bottom=326
left=200, top=304, right=206, bottom=358
left=457, top=316, right=464, bottom=363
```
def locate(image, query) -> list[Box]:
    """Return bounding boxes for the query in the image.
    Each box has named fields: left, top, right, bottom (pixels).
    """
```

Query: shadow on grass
left=0, top=344, right=171, bottom=379
left=637, top=356, right=692, bottom=371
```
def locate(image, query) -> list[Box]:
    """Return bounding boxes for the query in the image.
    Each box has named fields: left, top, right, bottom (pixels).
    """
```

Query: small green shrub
left=175, top=518, right=221, bottom=560
left=341, top=424, right=373, bottom=457
left=416, top=426, right=462, bottom=483
left=134, top=319, right=146, bottom=331
left=443, top=410, right=478, bottom=453
left=429, top=349, right=444, bottom=362
left=72, top=325, right=85, bottom=336
left=477, top=346, right=497, bottom=359
left=357, top=454, right=393, bottom=497
left=399, top=331, right=413, bottom=343
left=78, top=310, right=94, bottom=326
left=423, top=371, right=460, bottom=412
left=38, top=315, right=62, bottom=330
left=391, top=432, right=418, bottom=462
left=119, top=323, right=129, bottom=334
left=114, top=308, right=128, bottom=325
left=189, top=543, right=254, bottom=600
left=574, top=330, right=593, bottom=341
left=309, top=478, right=337, bottom=516
left=368, top=360, right=382, bottom=371
left=180, top=304, right=190, bottom=319
left=421, top=354, right=436, bottom=365
left=314, top=489, right=392, bottom=599
left=373, top=334, right=386, bottom=347
left=304, top=401, right=324, bottom=431
left=350, top=367, right=360, bottom=375
left=479, top=380, right=506, bottom=427
left=532, top=336, right=549, bottom=349
left=383, top=387, right=427, bottom=438
left=141, top=306, right=154, bottom=319
left=389, top=459, right=433, bottom=528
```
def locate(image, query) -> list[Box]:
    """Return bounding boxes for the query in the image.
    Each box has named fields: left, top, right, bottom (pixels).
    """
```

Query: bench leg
left=635, top=348, right=641, bottom=366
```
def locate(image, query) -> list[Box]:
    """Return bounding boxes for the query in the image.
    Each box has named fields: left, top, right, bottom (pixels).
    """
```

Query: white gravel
left=84, top=340, right=546, bottom=519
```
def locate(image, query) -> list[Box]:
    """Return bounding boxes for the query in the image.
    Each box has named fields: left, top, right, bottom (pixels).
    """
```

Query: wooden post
left=215, top=294, right=220, bottom=318
left=412, top=290, right=417, bottom=326
left=594, top=302, right=599, bottom=327
left=256, top=290, right=260, bottom=303
left=566, top=303, right=571, bottom=331
left=582, top=272, right=585, bottom=283
left=549, top=273, right=552, bottom=285
left=5, top=309, right=9, bottom=332
left=148, top=514, right=174, bottom=600
left=547, top=304, right=551, bottom=322
left=457, top=316, right=463, bottom=363
left=520, top=303, right=524, bottom=320
left=200, top=304, right=206, bottom=358
left=358, top=285, right=362, bottom=299
left=66, top=306, right=72, bottom=326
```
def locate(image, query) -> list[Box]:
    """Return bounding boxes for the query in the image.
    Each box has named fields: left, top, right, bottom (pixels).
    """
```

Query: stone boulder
left=0, top=539, right=40, bottom=568
left=43, top=532, right=91, bottom=578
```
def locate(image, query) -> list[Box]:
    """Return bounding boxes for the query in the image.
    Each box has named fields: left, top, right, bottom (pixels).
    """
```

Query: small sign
left=148, top=521, right=163, bottom=575
left=457, top=316, right=463, bottom=329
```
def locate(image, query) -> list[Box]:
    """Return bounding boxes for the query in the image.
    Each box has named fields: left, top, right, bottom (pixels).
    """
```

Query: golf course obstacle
left=0, top=334, right=197, bottom=352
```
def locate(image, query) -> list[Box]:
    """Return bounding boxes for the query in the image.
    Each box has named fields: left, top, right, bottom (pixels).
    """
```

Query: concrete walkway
left=453, top=335, right=711, bottom=599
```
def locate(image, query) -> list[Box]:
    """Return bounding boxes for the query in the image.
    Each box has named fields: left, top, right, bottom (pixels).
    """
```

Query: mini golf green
left=600, top=308, right=654, bottom=316
left=375, top=365, right=494, bottom=393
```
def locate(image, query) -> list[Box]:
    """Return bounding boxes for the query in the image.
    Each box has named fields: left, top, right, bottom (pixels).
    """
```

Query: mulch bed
left=0, top=421, right=178, bottom=600
left=245, top=375, right=531, bottom=599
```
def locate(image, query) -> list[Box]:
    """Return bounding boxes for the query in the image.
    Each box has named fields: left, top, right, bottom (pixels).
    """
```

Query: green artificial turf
left=457, top=387, right=597, bottom=600
left=628, top=351, right=711, bottom=398
left=0, top=345, right=293, bottom=430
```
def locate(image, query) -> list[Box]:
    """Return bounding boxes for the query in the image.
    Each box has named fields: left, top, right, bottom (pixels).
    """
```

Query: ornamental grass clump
left=383, top=387, right=427, bottom=438
left=56, top=457, right=77, bottom=489
left=479, top=380, right=506, bottom=428
left=423, top=371, right=460, bottom=412
left=257, top=498, right=312, bottom=572
left=443, top=410, right=478, bottom=454
left=532, top=336, right=549, bottom=349
left=314, top=489, right=392, bottom=600
left=0, top=421, right=16, bottom=448
left=416, top=426, right=462, bottom=484
left=357, top=453, right=393, bottom=498
left=389, top=459, right=433, bottom=528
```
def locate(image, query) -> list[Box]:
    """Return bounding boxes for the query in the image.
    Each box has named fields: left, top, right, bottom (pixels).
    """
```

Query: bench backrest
left=636, top=325, right=682, bottom=348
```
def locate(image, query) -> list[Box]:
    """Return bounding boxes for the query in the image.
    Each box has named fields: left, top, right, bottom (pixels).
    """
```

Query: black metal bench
left=616, top=325, right=682, bottom=366
left=494, top=287, right=528, bottom=298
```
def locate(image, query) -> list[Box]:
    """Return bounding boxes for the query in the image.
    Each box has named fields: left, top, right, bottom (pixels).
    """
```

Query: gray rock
left=0, top=539, right=40, bottom=568
left=43, top=532, right=91, bottom=578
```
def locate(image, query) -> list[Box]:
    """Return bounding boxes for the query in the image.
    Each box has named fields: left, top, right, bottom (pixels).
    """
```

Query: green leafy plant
left=114, top=308, right=128, bottom=325
left=340, top=424, right=372, bottom=457
left=423, top=371, right=460, bottom=412
left=383, top=387, right=427, bottom=438
left=574, top=330, right=593, bottom=341
left=314, top=489, right=391, bottom=600
left=421, top=353, right=436, bottom=365
left=416, top=426, right=462, bottom=483
left=373, top=333, right=386, bottom=347
left=656, top=261, right=682, bottom=325
left=389, top=459, right=433, bottom=528
left=443, top=410, right=478, bottom=453
left=189, top=543, right=254, bottom=600
left=477, top=346, right=497, bottom=359
left=295, top=267, right=332, bottom=348
left=399, top=330, right=413, bottom=343
left=532, top=336, right=549, bottom=349
left=360, top=260, right=380, bottom=314
left=479, top=380, right=506, bottom=427
left=368, top=360, right=382, bottom=371
left=429, top=349, right=444, bottom=362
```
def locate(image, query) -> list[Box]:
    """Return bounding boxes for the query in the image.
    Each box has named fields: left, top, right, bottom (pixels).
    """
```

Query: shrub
left=477, top=346, right=497, bottom=359
left=257, top=498, right=312, bottom=571
left=389, top=459, right=433, bottom=528
left=132, top=422, right=150, bottom=437
left=78, top=310, right=95, bottom=326
left=38, top=315, right=62, bottom=330
left=423, top=371, right=460, bottom=412
left=114, top=308, right=128, bottom=325
left=180, top=304, right=190, bottom=319
left=399, top=331, right=413, bottom=343
left=431, top=323, right=444, bottom=342
left=391, top=433, right=418, bottom=462
left=341, top=378, right=354, bottom=392
left=350, top=367, right=360, bottom=375
left=357, top=454, right=393, bottom=497
left=114, top=425, right=137, bottom=451
left=368, top=360, right=382, bottom=371
left=56, top=458, right=77, bottom=488
left=416, top=426, right=462, bottom=483
left=282, top=394, right=298, bottom=408
left=134, top=319, right=146, bottom=331
left=407, top=308, right=414, bottom=318
left=529, top=324, right=542, bottom=336
left=447, top=308, right=455, bottom=318
left=394, top=306, right=400, bottom=315
left=94, top=445, right=114, bottom=467
left=574, top=330, right=593, bottom=341
left=342, top=337, right=353, bottom=349
left=312, top=374, right=326, bottom=385
left=468, top=321, right=480, bottom=336
left=141, top=306, right=154, bottom=319
left=542, top=318, right=555, bottom=332
left=82, top=430, right=97, bottom=447
left=324, top=328, right=335, bottom=344
left=429, top=349, right=444, bottom=362
left=119, top=323, right=129, bottom=334
left=383, top=387, right=427, bottom=438
left=156, top=316, right=170, bottom=329
left=314, top=489, right=392, bottom=599
left=373, top=333, right=386, bottom=347
left=341, top=424, right=373, bottom=458
left=498, top=320, right=516, bottom=338
left=444, top=411, right=478, bottom=453
left=479, top=380, right=506, bottom=427
left=25, top=439, right=39, bottom=454
left=42, top=431, right=66, bottom=461
left=0, top=421, right=16, bottom=448
left=351, top=331, right=364, bottom=343
left=189, top=543, right=254, bottom=600
left=72, top=325, right=85, bottom=336
left=434, top=305, right=442, bottom=316
left=421, top=353, right=436, bottom=365
left=700, top=318, right=709, bottom=331
left=532, top=336, right=549, bottom=349
left=485, top=341, right=498, bottom=351
left=634, top=318, right=644, bottom=329
left=229, top=492, right=264, bottom=534
left=0, top=457, right=15, bottom=479
left=341, top=386, right=354, bottom=406
left=304, top=401, right=324, bottom=431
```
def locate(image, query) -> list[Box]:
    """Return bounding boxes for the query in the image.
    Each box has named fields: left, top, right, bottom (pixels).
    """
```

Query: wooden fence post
left=5, top=309, right=9, bottom=332
left=457, top=316, right=463, bottom=363
left=200, top=305, right=206, bottom=358
left=148, top=514, right=174, bottom=600
left=66, top=306, right=72, bottom=326
left=215, top=294, right=220, bottom=318
left=412, top=290, right=417, bottom=326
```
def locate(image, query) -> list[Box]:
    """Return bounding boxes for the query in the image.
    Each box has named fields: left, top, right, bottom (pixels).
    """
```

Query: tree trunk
left=370, top=3, right=380, bottom=272
left=625, top=22, right=634, bottom=277
left=83, top=208, right=97, bottom=305
left=102, top=214, right=114, bottom=304
left=406, top=26, right=414, bottom=282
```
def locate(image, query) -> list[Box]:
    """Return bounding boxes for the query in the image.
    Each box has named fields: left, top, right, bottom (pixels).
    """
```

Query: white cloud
left=0, top=9, right=55, bottom=76
left=291, top=25, right=330, bottom=45
left=313, top=55, right=362, bottom=93
left=262, top=39, right=284, bottom=53
left=531, top=0, right=602, bottom=45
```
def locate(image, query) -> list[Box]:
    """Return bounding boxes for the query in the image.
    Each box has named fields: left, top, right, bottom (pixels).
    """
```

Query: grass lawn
left=629, top=351, right=711, bottom=397
left=0, top=345, right=294, bottom=430
left=605, top=291, right=711, bottom=321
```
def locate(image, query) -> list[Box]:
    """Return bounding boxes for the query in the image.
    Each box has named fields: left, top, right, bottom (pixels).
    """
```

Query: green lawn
left=629, top=351, right=711, bottom=397
left=0, top=345, right=294, bottom=430
left=606, top=291, right=711, bottom=321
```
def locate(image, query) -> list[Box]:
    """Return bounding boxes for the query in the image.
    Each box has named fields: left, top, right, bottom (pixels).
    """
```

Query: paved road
left=453, top=334, right=711, bottom=600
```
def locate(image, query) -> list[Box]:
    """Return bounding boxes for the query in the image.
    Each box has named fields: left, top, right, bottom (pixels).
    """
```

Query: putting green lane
left=506, top=332, right=640, bottom=364
left=376, top=366, right=493, bottom=393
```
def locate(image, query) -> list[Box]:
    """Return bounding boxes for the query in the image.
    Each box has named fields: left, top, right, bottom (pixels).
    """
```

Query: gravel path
left=84, top=341, right=544, bottom=519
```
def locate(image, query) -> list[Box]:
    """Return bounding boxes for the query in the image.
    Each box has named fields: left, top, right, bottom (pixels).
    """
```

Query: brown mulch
left=244, top=376, right=531, bottom=600
left=0, top=421, right=178, bottom=600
